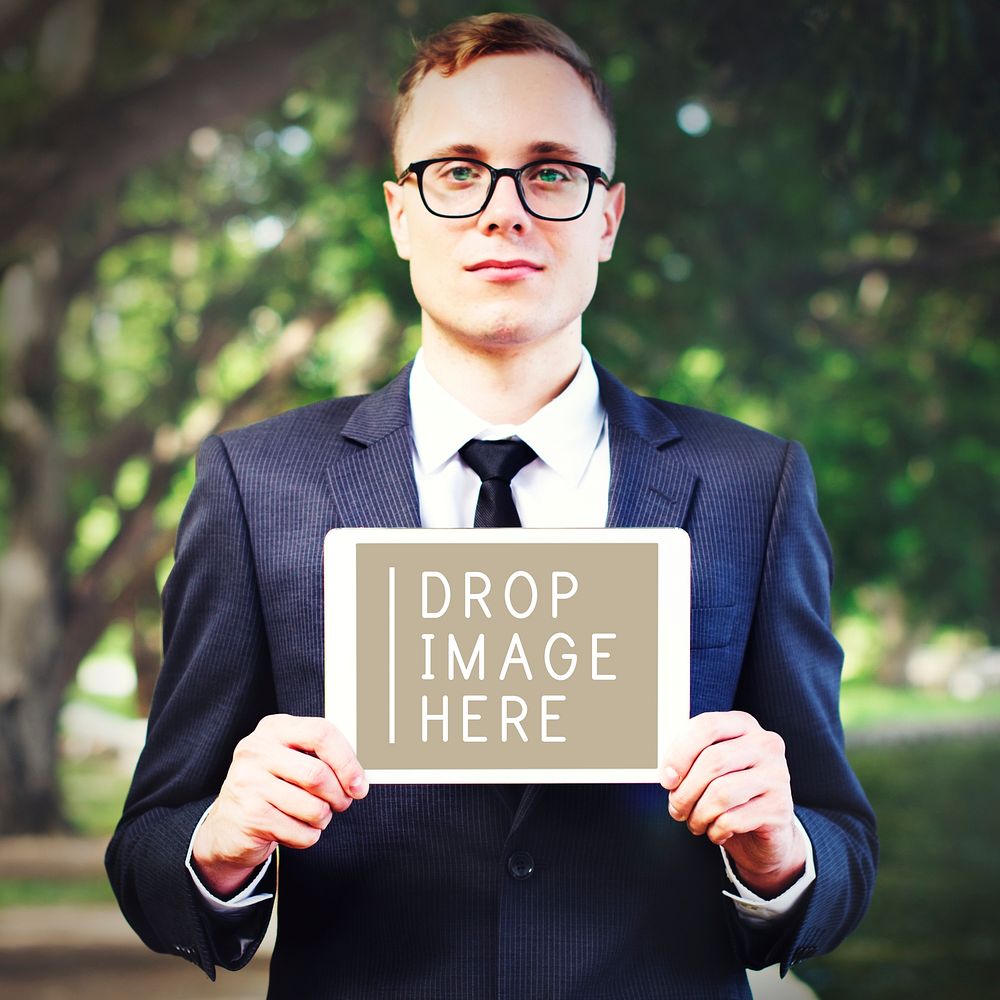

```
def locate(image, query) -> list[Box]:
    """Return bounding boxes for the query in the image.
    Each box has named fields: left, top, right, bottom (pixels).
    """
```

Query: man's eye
left=530, top=165, right=571, bottom=184
left=444, top=164, right=479, bottom=182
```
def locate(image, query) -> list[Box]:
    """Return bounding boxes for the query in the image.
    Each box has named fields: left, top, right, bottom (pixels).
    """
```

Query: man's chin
left=421, top=305, right=580, bottom=356
left=460, top=326, right=554, bottom=354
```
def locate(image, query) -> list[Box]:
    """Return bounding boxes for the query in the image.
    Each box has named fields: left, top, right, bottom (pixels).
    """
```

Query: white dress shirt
left=189, top=345, right=815, bottom=926
left=409, top=345, right=610, bottom=528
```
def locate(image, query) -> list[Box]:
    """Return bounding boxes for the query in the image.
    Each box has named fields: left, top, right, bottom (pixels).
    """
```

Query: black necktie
left=458, top=437, right=536, bottom=811
left=459, top=438, right=537, bottom=528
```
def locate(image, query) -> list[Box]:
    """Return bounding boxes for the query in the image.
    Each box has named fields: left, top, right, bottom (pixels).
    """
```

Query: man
left=107, top=13, right=876, bottom=999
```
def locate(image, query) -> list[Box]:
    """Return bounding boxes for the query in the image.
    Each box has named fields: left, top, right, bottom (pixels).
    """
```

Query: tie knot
left=459, top=438, right=537, bottom=485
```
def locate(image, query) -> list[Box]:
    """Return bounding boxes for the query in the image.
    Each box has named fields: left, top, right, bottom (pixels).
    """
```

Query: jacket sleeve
left=105, top=435, right=278, bottom=979
left=730, top=440, right=878, bottom=974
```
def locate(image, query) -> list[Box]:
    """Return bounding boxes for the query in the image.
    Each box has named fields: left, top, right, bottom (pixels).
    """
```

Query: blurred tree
left=0, top=0, right=406, bottom=833
left=584, top=0, right=1000, bottom=681
left=0, top=0, right=997, bottom=831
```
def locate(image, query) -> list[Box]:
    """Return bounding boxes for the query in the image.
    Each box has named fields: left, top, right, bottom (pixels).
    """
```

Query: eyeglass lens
left=420, top=160, right=593, bottom=219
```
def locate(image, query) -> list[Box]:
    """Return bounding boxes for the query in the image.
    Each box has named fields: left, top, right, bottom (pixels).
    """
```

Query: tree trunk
left=0, top=650, right=67, bottom=834
left=863, top=586, right=932, bottom=687
left=0, top=4, right=399, bottom=833
left=0, top=244, right=71, bottom=833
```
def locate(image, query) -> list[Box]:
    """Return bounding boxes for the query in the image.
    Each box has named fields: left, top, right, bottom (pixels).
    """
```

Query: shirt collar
left=409, top=346, right=606, bottom=486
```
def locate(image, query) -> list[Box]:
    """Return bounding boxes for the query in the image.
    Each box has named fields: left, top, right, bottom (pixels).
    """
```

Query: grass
left=795, top=735, right=1000, bottom=1000
left=839, top=679, right=1000, bottom=731
left=0, top=877, right=114, bottom=907
left=60, top=756, right=134, bottom=837
left=0, top=758, right=130, bottom=909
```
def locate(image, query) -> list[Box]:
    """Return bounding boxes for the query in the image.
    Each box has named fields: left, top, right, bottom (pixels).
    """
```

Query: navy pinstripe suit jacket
left=107, top=362, right=876, bottom=999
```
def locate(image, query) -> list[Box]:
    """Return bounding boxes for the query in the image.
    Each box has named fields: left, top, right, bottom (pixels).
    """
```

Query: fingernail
left=661, top=767, right=679, bottom=789
left=668, top=800, right=685, bottom=821
left=350, top=776, right=369, bottom=797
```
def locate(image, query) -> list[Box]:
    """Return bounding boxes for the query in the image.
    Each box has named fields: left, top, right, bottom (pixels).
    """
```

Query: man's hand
left=660, top=711, right=806, bottom=898
left=192, top=715, right=368, bottom=898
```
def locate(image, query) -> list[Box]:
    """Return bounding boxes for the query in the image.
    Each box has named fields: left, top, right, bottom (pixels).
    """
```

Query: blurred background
left=0, top=0, right=997, bottom=997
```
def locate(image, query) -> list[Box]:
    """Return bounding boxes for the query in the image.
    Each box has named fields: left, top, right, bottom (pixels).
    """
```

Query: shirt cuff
left=185, top=805, right=275, bottom=916
left=720, top=815, right=816, bottom=926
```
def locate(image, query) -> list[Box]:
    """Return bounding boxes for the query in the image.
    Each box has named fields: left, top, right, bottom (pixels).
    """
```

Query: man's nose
left=478, top=174, right=530, bottom=232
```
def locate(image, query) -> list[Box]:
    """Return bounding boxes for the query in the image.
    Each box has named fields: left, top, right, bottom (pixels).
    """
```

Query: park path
left=0, top=904, right=270, bottom=999
left=0, top=835, right=271, bottom=999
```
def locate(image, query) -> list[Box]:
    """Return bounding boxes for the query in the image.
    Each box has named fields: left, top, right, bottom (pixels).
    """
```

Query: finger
left=681, top=768, right=771, bottom=837
left=705, top=794, right=793, bottom=846
left=214, top=778, right=328, bottom=853
left=309, top=729, right=369, bottom=801
left=260, top=771, right=336, bottom=830
left=666, top=737, right=760, bottom=822
left=258, top=715, right=369, bottom=799
left=250, top=800, right=326, bottom=851
left=265, top=745, right=354, bottom=811
left=660, top=711, right=758, bottom=790
left=231, top=730, right=352, bottom=811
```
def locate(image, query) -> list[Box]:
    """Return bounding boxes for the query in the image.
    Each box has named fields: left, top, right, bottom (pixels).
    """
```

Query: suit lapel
left=325, top=364, right=421, bottom=529
left=596, top=364, right=698, bottom=529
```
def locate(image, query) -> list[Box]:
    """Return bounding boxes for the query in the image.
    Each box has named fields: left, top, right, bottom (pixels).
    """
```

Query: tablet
left=324, top=527, right=689, bottom=783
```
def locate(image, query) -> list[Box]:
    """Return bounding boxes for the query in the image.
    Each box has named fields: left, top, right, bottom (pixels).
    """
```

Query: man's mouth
left=465, top=259, right=544, bottom=281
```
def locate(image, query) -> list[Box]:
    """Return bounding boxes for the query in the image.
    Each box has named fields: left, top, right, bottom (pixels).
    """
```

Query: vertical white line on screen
left=388, top=566, right=396, bottom=744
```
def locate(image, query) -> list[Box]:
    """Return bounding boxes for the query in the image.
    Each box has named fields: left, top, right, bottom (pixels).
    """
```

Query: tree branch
left=774, top=222, right=1000, bottom=296
left=1, top=9, right=354, bottom=256
left=0, top=0, right=62, bottom=52
left=61, top=220, right=186, bottom=299
left=68, top=284, right=295, bottom=487
left=60, top=306, right=334, bottom=685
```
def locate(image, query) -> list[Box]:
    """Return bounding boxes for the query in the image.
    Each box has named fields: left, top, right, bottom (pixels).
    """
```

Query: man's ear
left=384, top=180, right=412, bottom=261
left=597, top=182, right=626, bottom=263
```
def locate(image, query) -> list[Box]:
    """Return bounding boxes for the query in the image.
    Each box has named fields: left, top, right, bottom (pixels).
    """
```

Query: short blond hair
left=392, top=12, right=615, bottom=169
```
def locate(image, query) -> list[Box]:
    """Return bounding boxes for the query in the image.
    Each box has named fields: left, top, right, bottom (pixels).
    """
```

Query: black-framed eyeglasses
left=397, top=158, right=612, bottom=221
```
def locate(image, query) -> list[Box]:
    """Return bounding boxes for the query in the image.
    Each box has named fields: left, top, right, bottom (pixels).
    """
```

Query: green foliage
left=68, top=497, right=120, bottom=576
left=3, top=0, right=998, bottom=693
left=58, top=757, right=134, bottom=838
left=798, top=736, right=1000, bottom=999
left=576, top=0, right=1000, bottom=639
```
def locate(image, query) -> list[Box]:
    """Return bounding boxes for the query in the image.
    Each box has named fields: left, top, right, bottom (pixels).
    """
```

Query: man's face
left=384, top=51, right=625, bottom=355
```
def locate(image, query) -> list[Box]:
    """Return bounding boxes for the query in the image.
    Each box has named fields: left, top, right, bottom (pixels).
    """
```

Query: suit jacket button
left=507, top=851, right=535, bottom=880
